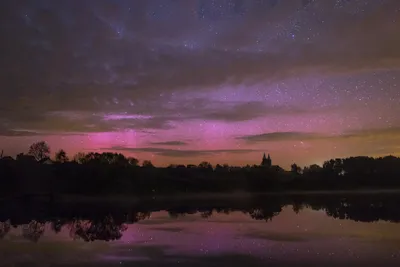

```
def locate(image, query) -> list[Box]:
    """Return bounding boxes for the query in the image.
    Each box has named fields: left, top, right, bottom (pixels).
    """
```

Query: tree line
left=1, top=141, right=400, bottom=196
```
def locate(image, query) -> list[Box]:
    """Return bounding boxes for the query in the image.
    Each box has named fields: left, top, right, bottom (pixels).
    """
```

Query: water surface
left=1, top=194, right=400, bottom=266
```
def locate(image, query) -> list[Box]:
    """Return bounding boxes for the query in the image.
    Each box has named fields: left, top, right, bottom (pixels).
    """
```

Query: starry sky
left=0, top=0, right=399, bottom=168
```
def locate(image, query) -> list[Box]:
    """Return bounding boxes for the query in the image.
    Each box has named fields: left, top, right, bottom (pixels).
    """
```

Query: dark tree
left=112, top=153, right=129, bottom=166
left=73, top=152, right=87, bottom=164
left=291, top=163, right=301, bottom=174
left=198, top=161, right=213, bottom=169
left=28, top=141, right=50, bottom=161
left=129, top=157, right=140, bottom=166
left=55, top=149, right=69, bottom=163
left=142, top=160, right=154, bottom=167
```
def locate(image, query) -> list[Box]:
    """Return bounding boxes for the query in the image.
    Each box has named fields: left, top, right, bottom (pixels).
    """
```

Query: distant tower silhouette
left=261, top=153, right=272, bottom=167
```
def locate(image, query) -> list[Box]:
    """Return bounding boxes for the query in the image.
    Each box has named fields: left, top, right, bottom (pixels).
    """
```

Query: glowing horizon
left=0, top=1, right=399, bottom=169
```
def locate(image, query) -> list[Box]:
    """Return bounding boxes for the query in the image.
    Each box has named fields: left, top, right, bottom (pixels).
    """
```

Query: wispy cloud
left=238, top=127, right=400, bottom=143
left=108, top=146, right=259, bottom=158
left=341, top=127, right=400, bottom=139
left=0, top=99, right=327, bottom=136
left=149, top=141, right=188, bottom=146
left=2, top=1, right=399, bottom=134
left=237, top=132, right=326, bottom=142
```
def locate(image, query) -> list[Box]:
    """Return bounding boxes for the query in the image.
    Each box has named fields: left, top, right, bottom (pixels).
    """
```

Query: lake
left=1, top=193, right=400, bottom=266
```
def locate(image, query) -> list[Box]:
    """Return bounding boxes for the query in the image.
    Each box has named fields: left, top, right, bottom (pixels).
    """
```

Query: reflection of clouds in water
left=99, top=244, right=173, bottom=262
left=4, top=192, right=400, bottom=265
left=99, top=252, right=270, bottom=267
left=151, top=227, right=185, bottom=233
left=137, top=220, right=175, bottom=226
left=1, top=207, right=400, bottom=266
left=242, top=230, right=308, bottom=242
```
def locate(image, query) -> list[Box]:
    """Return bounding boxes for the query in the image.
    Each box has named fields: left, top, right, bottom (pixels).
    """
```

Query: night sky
left=0, top=0, right=399, bottom=168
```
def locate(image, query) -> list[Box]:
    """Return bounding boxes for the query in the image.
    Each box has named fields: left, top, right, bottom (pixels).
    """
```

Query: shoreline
left=3, top=189, right=400, bottom=205
left=53, top=188, right=400, bottom=204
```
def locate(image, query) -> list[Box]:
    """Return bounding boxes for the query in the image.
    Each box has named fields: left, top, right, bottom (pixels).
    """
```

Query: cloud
left=0, top=128, right=42, bottom=137
left=108, top=146, right=259, bottom=158
left=0, top=124, right=85, bottom=137
left=0, top=112, right=114, bottom=136
left=149, top=141, right=188, bottom=146
left=0, top=97, right=324, bottom=136
left=1, top=1, right=399, bottom=116
left=238, top=127, right=400, bottom=143
left=237, top=132, right=325, bottom=142
left=340, top=127, right=400, bottom=139
left=200, top=102, right=313, bottom=122
left=0, top=0, right=399, bottom=144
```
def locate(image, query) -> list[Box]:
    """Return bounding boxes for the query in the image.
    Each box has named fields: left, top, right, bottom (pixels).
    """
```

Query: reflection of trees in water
left=246, top=206, right=283, bottom=221
left=167, top=209, right=214, bottom=219
left=22, top=220, right=45, bottom=242
left=162, top=196, right=400, bottom=223
left=295, top=195, right=400, bottom=223
left=132, top=212, right=151, bottom=222
left=3, top=195, right=400, bottom=243
left=165, top=205, right=283, bottom=222
left=68, top=215, right=128, bottom=242
left=51, top=219, right=65, bottom=233
left=1, top=212, right=151, bottom=242
left=292, top=203, right=305, bottom=214
left=214, top=208, right=234, bottom=215
left=323, top=198, right=400, bottom=223
left=168, top=209, right=197, bottom=219
left=0, top=220, right=11, bottom=239
left=200, top=210, right=213, bottom=218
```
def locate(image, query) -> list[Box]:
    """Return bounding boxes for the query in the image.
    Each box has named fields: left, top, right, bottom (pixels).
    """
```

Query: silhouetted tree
left=187, top=164, right=197, bottom=168
left=3, top=144, right=400, bottom=197
left=55, top=149, right=69, bottom=163
left=142, top=160, right=154, bottom=168
left=73, top=152, right=87, bottom=164
left=198, top=161, right=212, bottom=169
left=215, top=164, right=223, bottom=171
left=128, top=157, right=139, bottom=166
left=303, top=164, right=322, bottom=175
left=113, top=153, right=129, bottom=166
left=323, top=158, right=344, bottom=175
left=28, top=141, right=50, bottom=161
left=291, top=163, right=301, bottom=174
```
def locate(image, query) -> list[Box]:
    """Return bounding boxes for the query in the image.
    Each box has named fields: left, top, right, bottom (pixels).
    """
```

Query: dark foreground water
left=1, top=193, right=400, bottom=266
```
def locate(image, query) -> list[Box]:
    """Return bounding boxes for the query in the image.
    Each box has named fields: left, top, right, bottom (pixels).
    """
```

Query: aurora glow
left=0, top=0, right=399, bottom=168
